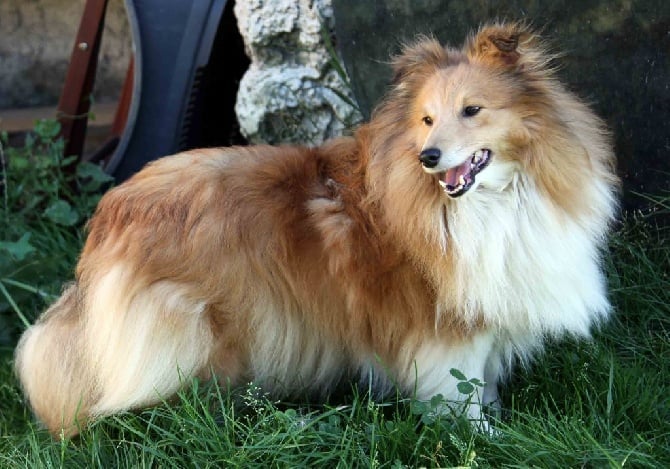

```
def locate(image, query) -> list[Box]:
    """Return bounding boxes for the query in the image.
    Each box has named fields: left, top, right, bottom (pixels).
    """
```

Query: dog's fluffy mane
left=15, top=23, right=618, bottom=437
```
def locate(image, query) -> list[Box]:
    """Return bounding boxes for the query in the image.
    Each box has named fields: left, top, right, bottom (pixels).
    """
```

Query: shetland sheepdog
left=15, top=22, right=618, bottom=437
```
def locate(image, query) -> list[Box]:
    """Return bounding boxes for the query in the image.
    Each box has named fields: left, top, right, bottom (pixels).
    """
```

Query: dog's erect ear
left=466, top=22, right=541, bottom=70
left=391, top=38, right=449, bottom=84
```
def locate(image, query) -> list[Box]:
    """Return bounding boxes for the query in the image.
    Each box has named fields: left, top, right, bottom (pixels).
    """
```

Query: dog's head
left=389, top=23, right=556, bottom=199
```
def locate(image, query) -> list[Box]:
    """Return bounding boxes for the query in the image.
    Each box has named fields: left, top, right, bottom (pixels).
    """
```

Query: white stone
left=234, top=0, right=362, bottom=145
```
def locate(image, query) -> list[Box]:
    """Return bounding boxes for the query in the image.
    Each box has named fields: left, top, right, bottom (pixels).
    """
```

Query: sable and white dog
left=16, top=23, right=618, bottom=437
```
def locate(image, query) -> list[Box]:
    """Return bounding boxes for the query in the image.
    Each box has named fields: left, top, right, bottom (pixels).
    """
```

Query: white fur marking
left=84, top=265, right=213, bottom=415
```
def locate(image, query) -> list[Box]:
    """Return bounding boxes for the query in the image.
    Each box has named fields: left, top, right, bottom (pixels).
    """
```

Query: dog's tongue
left=442, top=160, right=471, bottom=187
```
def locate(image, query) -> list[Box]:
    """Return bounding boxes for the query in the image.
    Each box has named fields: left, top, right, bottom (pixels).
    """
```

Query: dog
left=15, top=22, right=618, bottom=437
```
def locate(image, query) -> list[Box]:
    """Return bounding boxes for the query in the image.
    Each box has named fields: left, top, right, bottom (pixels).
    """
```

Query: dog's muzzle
left=419, top=148, right=441, bottom=169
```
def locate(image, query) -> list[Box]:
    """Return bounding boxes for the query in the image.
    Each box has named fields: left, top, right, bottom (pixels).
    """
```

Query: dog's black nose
left=419, top=148, right=441, bottom=168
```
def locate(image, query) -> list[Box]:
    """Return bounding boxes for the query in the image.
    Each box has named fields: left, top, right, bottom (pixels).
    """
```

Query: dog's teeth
left=458, top=175, right=466, bottom=186
left=473, top=150, right=483, bottom=163
left=439, top=180, right=447, bottom=188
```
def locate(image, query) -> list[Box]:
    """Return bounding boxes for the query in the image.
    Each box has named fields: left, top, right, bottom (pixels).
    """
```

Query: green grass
left=1, top=124, right=668, bottom=467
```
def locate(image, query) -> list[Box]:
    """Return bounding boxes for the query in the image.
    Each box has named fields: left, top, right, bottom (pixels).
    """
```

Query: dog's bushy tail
left=14, top=284, right=93, bottom=437
left=15, top=265, right=215, bottom=438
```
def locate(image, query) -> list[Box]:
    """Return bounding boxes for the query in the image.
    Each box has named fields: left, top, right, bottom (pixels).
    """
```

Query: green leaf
left=77, top=162, right=114, bottom=192
left=44, top=200, right=79, bottom=226
left=469, top=378, right=484, bottom=387
left=61, top=155, right=79, bottom=167
left=24, top=132, right=35, bottom=149
left=0, top=232, right=36, bottom=261
left=33, top=119, right=61, bottom=140
left=77, top=161, right=114, bottom=182
left=10, top=154, right=29, bottom=171
left=409, top=400, right=427, bottom=416
left=449, top=368, right=468, bottom=381
left=430, top=394, right=444, bottom=409
left=420, top=413, right=436, bottom=425
left=457, top=381, right=475, bottom=395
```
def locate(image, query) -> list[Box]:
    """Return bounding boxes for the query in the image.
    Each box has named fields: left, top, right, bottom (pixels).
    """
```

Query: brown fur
left=15, top=23, right=618, bottom=437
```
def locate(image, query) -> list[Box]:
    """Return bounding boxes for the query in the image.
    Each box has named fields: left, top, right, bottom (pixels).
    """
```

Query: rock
left=234, top=0, right=362, bottom=145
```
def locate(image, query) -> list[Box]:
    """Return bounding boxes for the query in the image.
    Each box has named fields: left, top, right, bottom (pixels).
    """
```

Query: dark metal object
left=56, top=0, right=232, bottom=181
left=106, top=0, right=229, bottom=180
left=56, top=0, right=110, bottom=163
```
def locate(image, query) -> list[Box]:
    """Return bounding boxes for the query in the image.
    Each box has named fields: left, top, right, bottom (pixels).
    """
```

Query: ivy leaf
left=430, top=393, right=445, bottom=409
left=450, top=368, right=468, bottom=381
left=61, top=155, right=79, bottom=167
left=410, top=400, right=428, bottom=416
left=24, top=132, right=35, bottom=149
left=420, top=412, right=436, bottom=425
left=77, top=162, right=114, bottom=192
left=0, top=232, right=36, bottom=261
left=469, top=378, right=484, bottom=387
left=457, top=381, right=475, bottom=395
left=43, top=200, right=79, bottom=226
left=9, top=153, right=29, bottom=171
left=33, top=119, right=61, bottom=140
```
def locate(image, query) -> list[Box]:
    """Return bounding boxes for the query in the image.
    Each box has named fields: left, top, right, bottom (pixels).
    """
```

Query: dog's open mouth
left=438, top=149, right=492, bottom=197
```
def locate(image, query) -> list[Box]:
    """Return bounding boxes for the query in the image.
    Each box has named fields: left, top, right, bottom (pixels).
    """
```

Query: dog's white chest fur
left=443, top=175, right=613, bottom=351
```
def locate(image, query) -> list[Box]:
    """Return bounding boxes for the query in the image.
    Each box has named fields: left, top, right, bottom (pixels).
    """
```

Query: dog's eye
left=463, top=106, right=481, bottom=117
left=422, top=116, right=433, bottom=126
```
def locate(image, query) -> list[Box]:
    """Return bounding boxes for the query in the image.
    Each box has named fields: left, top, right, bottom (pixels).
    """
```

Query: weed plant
left=0, top=123, right=668, bottom=467
left=0, top=121, right=112, bottom=340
